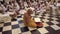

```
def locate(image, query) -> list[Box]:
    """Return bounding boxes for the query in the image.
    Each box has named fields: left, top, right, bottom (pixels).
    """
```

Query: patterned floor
left=0, top=9, right=60, bottom=34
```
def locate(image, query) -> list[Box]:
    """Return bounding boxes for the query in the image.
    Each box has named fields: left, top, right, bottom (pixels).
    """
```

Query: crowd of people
left=0, top=0, right=60, bottom=22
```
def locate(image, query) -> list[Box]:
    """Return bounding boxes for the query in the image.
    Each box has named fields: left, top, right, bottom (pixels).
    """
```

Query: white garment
left=24, top=2, right=28, bottom=7
left=15, top=3, right=20, bottom=11
left=33, top=1, right=37, bottom=6
left=30, top=7, right=35, bottom=10
left=0, top=13, right=11, bottom=22
left=7, top=11, right=15, bottom=15
left=56, top=3, right=60, bottom=6
left=19, top=10, right=26, bottom=14
left=0, top=7, right=3, bottom=10
left=1, top=5, right=7, bottom=12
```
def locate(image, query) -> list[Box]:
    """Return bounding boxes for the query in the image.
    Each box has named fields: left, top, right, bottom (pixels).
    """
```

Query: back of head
left=27, top=9, right=33, bottom=14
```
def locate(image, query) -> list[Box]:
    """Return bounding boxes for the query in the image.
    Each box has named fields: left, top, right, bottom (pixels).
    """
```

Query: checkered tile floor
left=0, top=10, right=60, bottom=34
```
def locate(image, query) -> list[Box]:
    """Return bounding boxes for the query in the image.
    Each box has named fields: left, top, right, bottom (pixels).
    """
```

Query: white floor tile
left=4, top=21, right=11, bottom=23
left=52, top=17, right=58, bottom=20
left=37, top=15, right=42, bottom=17
left=51, top=21, right=59, bottom=24
left=11, top=21, right=18, bottom=25
left=19, top=18, right=23, bottom=20
left=43, top=23, right=49, bottom=27
left=12, top=28, right=21, bottom=34
left=44, top=16, right=49, bottom=19
left=22, top=31, right=31, bottom=34
left=45, top=14, right=49, bottom=16
left=28, top=27, right=37, bottom=31
left=19, top=23, right=25, bottom=27
left=38, top=28, right=49, bottom=34
left=31, top=14, right=35, bottom=17
left=51, top=25, right=60, bottom=30
left=3, top=26, right=12, bottom=31
left=17, top=18, right=23, bottom=21
left=0, top=23, right=4, bottom=27
left=42, top=19, right=49, bottom=23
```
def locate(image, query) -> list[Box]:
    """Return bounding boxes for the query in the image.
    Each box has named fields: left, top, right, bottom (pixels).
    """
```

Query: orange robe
left=23, top=13, right=36, bottom=28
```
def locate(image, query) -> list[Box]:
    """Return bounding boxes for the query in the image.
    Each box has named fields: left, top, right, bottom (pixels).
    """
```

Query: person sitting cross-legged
left=23, top=9, right=43, bottom=28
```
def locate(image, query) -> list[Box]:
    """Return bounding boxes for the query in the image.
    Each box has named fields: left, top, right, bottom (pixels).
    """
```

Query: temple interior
left=0, top=0, right=60, bottom=34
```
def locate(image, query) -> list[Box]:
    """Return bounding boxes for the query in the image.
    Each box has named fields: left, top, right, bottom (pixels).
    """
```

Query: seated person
left=0, top=7, right=5, bottom=14
left=23, top=9, right=43, bottom=28
left=0, top=9, right=11, bottom=22
left=7, top=8, right=17, bottom=19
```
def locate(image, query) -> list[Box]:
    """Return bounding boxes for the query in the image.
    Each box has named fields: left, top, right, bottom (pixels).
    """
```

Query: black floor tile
left=11, top=18, right=17, bottom=21
left=45, top=26, right=56, bottom=33
left=56, top=20, right=60, bottom=22
left=17, top=16, right=22, bottom=18
left=40, top=17, right=45, bottom=19
left=31, top=29, right=40, bottom=34
left=46, top=30, right=60, bottom=34
left=4, top=22, right=11, bottom=26
left=18, top=20, right=23, bottom=24
left=55, top=30, right=60, bottom=34
left=47, top=22, right=54, bottom=25
left=0, top=27, right=3, bottom=32
left=12, top=24, right=19, bottom=29
left=47, top=18, right=53, bottom=21
left=41, top=14, right=45, bottom=16
left=2, top=30, right=12, bottom=34
left=56, top=24, right=60, bottom=27
left=48, top=15, right=53, bottom=18
left=21, top=27, right=29, bottom=32
left=0, top=22, right=4, bottom=24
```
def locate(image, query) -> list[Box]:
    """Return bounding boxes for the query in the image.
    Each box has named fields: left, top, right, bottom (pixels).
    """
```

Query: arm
left=24, top=13, right=30, bottom=23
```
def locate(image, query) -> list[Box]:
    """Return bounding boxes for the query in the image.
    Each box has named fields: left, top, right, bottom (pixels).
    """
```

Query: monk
left=23, top=9, right=43, bottom=28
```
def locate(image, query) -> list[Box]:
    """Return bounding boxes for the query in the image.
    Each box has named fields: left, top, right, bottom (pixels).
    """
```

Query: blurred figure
left=23, top=9, right=43, bottom=28
left=23, top=9, right=37, bottom=28
left=7, top=6, right=17, bottom=19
